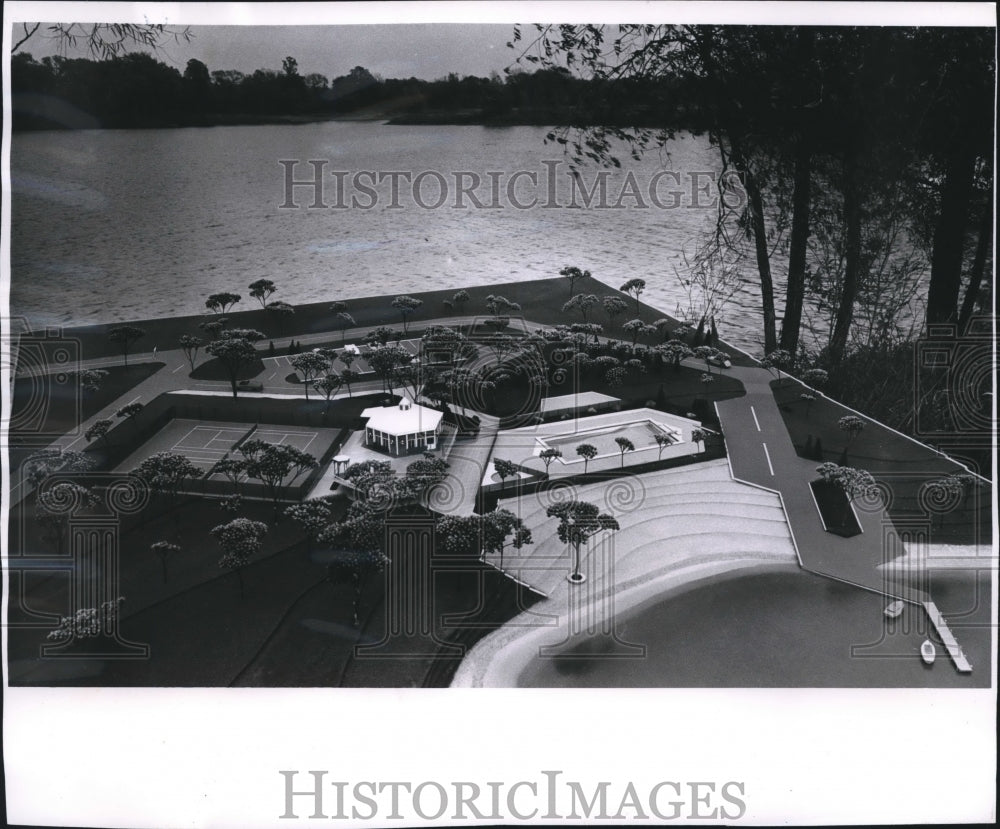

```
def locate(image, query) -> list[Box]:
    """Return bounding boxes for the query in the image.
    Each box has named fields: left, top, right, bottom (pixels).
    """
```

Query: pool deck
left=484, top=407, right=702, bottom=484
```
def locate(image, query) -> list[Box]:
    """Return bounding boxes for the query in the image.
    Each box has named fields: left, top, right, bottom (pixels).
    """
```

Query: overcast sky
left=18, top=24, right=519, bottom=81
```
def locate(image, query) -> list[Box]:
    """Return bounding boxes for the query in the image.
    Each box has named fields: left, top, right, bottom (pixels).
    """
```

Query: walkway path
left=422, top=411, right=500, bottom=516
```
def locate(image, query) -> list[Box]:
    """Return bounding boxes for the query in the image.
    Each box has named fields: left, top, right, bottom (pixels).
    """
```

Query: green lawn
left=471, top=357, right=744, bottom=421
left=7, top=361, right=164, bottom=472
left=45, top=274, right=689, bottom=361
left=772, top=379, right=991, bottom=546
left=8, top=490, right=536, bottom=687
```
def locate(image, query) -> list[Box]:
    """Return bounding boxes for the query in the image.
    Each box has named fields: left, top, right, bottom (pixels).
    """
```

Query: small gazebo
left=359, top=397, right=443, bottom=457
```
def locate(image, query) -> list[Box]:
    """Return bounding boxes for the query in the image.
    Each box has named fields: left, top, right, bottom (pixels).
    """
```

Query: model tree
left=84, top=418, right=114, bottom=450
left=615, top=436, right=636, bottom=468
left=493, top=458, right=518, bottom=494
left=108, top=325, right=146, bottom=369
left=313, top=374, right=344, bottom=411
left=546, top=500, right=619, bottom=583
left=619, top=278, right=646, bottom=315
left=391, top=295, right=423, bottom=333
left=576, top=443, right=598, bottom=473
left=654, top=432, right=673, bottom=459
left=115, top=402, right=144, bottom=429
left=539, top=447, right=563, bottom=475
left=482, top=508, right=533, bottom=573
left=150, top=540, right=180, bottom=584
left=179, top=334, right=202, bottom=371
left=290, top=351, right=330, bottom=400
left=211, top=518, right=268, bottom=598
left=248, top=278, right=276, bottom=309
left=562, top=293, right=600, bottom=323
left=205, top=292, right=241, bottom=315
left=205, top=328, right=265, bottom=399
left=559, top=265, right=590, bottom=298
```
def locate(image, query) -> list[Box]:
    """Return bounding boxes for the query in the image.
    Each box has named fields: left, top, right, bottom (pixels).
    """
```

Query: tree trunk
left=829, top=151, right=862, bottom=362
left=780, top=139, right=812, bottom=354
left=738, top=161, right=778, bottom=353
left=926, top=139, right=977, bottom=326
left=957, top=200, right=992, bottom=333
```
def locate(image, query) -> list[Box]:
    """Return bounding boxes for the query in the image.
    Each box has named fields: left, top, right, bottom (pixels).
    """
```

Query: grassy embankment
left=772, top=379, right=991, bottom=547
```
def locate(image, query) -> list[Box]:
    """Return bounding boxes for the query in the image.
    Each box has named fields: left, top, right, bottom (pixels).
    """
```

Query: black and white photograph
left=2, top=2, right=996, bottom=826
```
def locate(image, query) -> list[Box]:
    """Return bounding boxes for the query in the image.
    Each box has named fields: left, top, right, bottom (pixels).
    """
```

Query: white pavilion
left=359, top=397, right=444, bottom=456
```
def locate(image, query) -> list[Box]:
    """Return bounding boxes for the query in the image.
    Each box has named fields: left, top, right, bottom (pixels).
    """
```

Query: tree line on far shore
left=11, top=51, right=700, bottom=131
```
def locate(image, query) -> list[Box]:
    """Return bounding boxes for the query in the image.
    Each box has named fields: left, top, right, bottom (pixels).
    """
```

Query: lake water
left=517, top=569, right=992, bottom=688
left=10, top=121, right=810, bottom=352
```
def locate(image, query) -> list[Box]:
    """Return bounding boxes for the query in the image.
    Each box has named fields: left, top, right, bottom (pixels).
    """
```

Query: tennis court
left=114, top=418, right=338, bottom=478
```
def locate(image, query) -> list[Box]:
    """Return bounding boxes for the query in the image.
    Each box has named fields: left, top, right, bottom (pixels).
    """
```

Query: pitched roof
left=360, top=399, right=443, bottom=436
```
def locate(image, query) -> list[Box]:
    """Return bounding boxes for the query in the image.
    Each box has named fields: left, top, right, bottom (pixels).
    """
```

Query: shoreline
left=451, top=552, right=800, bottom=688
left=14, top=274, right=690, bottom=362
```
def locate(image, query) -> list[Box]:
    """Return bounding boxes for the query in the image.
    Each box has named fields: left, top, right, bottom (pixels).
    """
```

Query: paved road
left=716, top=365, right=928, bottom=605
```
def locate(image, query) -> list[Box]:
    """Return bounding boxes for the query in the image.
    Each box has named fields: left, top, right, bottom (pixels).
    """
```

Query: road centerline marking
left=750, top=405, right=761, bottom=432
left=762, top=442, right=774, bottom=476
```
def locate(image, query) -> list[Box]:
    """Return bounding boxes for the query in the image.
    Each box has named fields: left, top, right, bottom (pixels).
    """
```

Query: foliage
left=368, top=344, right=412, bottom=393
left=562, top=293, right=599, bottom=323
left=23, top=449, right=95, bottom=487
left=576, top=443, right=598, bottom=471
left=206, top=292, right=241, bottom=315
left=837, top=415, right=866, bottom=443
left=285, top=499, right=334, bottom=540
left=179, top=334, right=202, bottom=371
left=150, top=540, right=180, bottom=582
left=620, top=278, right=646, bottom=313
left=482, top=508, right=533, bottom=570
left=35, top=482, right=98, bottom=553
left=659, top=340, right=694, bottom=370
left=313, top=374, right=344, bottom=409
left=84, top=418, right=114, bottom=446
left=546, top=499, right=619, bottom=578
left=614, top=435, right=636, bottom=467
left=539, top=447, right=563, bottom=472
left=115, top=402, right=144, bottom=422
left=391, top=295, right=423, bottom=332
left=760, top=348, right=793, bottom=380
left=108, top=325, right=145, bottom=367
left=402, top=453, right=450, bottom=494
left=815, top=463, right=877, bottom=500
left=436, top=514, right=482, bottom=555
left=46, top=597, right=125, bottom=641
left=802, top=368, right=828, bottom=389
left=242, top=442, right=318, bottom=508
left=654, top=432, right=674, bottom=458
left=133, top=451, right=204, bottom=500
left=212, top=457, right=248, bottom=493
left=493, top=458, right=518, bottom=491
left=290, top=351, right=331, bottom=399
left=78, top=368, right=108, bottom=393
left=363, top=326, right=398, bottom=347
left=211, top=518, right=268, bottom=595
left=690, top=428, right=709, bottom=451
left=559, top=265, right=591, bottom=297
left=248, top=278, right=276, bottom=308
left=205, top=329, right=265, bottom=399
